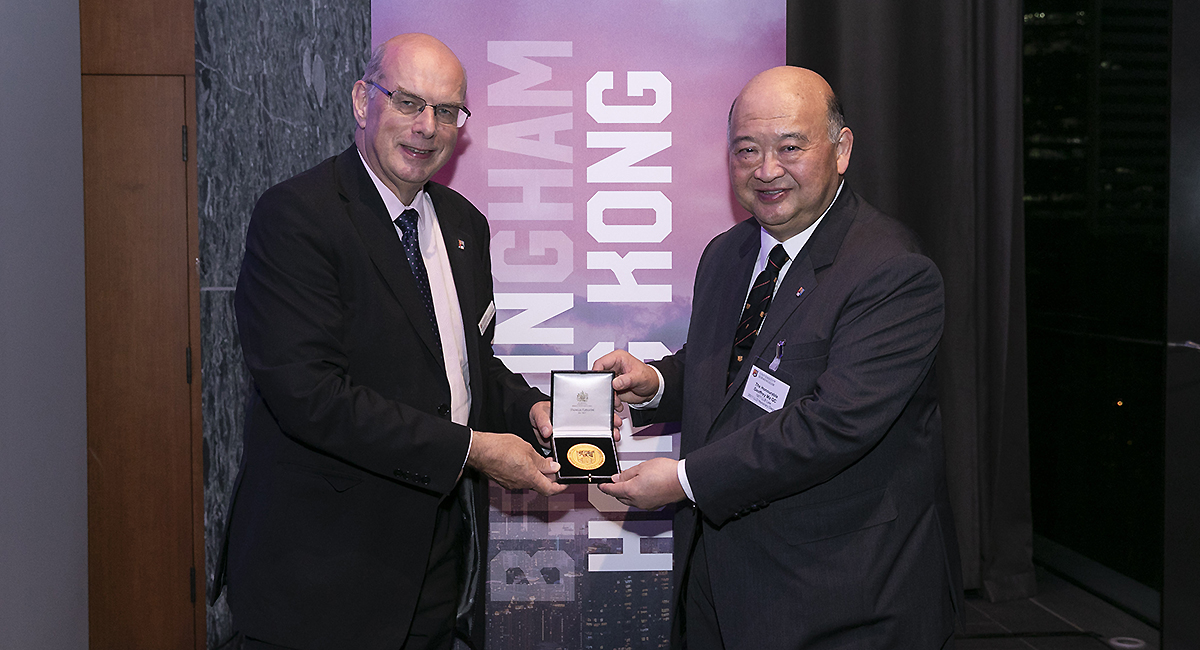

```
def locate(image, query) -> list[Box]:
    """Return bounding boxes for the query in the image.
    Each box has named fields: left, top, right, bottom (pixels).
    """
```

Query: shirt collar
left=357, top=149, right=430, bottom=219
left=759, top=179, right=844, bottom=261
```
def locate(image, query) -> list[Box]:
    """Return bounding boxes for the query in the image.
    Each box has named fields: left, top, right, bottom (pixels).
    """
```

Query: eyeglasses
left=368, top=81, right=471, bottom=127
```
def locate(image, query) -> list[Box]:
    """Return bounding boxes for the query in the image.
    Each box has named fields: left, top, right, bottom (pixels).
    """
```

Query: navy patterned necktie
left=394, top=208, right=442, bottom=358
left=729, top=243, right=790, bottom=386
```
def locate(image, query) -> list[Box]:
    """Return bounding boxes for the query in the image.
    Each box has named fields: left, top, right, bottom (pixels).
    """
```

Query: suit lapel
left=336, top=148, right=443, bottom=360
left=754, top=252, right=817, bottom=357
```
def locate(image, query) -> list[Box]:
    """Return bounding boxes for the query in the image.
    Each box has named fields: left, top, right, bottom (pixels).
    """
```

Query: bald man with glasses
left=215, top=33, right=564, bottom=650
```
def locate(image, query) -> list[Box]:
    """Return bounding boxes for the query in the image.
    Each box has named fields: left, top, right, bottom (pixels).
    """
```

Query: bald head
left=363, top=33, right=466, bottom=99
left=729, top=66, right=844, bottom=145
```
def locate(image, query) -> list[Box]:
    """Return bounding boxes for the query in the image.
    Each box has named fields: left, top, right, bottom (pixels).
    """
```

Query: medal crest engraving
left=566, top=443, right=605, bottom=471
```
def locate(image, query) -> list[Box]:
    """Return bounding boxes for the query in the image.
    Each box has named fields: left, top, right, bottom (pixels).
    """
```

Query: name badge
left=742, top=365, right=790, bottom=413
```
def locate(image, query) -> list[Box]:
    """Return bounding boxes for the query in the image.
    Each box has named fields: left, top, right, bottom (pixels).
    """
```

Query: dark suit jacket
left=222, top=145, right=544, bottom=650
left=643, top=186, right=963, bottom=649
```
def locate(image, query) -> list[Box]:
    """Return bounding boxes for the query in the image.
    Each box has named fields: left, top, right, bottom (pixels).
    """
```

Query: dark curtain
left=786, top=1, right=1037, bottom=600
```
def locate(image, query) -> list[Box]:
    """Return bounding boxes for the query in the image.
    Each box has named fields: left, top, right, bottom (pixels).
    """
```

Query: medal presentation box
left=550, top=371, right=619, bottom=483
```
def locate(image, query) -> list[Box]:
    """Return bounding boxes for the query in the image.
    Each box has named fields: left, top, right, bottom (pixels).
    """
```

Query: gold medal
left=566, top=443, right=605, bottom=471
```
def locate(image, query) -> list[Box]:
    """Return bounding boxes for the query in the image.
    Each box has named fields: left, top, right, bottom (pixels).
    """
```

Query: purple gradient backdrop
left=371, top=3, right=783, bottom=647
left=373, top=2, right=783, bottom=362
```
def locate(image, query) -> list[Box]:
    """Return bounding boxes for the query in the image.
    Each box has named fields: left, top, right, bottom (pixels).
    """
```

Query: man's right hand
left=466, top=431, right=566, bottom=496
left=592, top=350, right=660, bottom=407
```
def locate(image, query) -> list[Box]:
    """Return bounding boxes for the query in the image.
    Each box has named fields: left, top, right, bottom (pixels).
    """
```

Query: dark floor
left=957, top=567, right=1159, bottom=650
left=217, top=567, right=1160, bottom=650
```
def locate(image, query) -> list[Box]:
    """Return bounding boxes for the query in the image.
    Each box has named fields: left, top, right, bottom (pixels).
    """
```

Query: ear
left=835, top=127, right=853, bottom=175
left=352, top=80, right=370, bottom=130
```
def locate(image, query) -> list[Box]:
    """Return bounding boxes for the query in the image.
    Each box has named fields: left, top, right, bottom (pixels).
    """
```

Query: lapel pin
left=796, top=287, right=805, bottom=297
left=458, top=239, right=465, bottom=250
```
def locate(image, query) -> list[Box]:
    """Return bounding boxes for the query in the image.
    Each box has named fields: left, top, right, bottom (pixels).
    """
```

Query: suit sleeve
left=684, top=251, right=945, bottom=525
left=627, top=349, right=686, bottom=428
left=235, top=183, right=469, bottom=496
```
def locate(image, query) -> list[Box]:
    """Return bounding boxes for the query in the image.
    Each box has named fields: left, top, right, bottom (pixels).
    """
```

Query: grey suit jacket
left=644, top=186, right=963, bottom=649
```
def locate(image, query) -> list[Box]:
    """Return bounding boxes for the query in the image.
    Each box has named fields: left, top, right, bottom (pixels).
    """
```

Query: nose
left=754, top=151, right=783, bottom=183
left=411, top=105, right=439, bottom=137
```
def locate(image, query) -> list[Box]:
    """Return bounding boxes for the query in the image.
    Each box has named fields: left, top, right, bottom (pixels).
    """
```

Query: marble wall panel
left=200, top=288, right=246, bottom=648
left=195, top=0, right=368, bottom=646
left=195, top=0, right=370, bottom=289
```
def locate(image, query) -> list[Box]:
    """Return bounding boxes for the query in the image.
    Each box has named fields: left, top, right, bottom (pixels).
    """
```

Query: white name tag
left=742, top=365, right=790, bottom=413
left=479, top=300, right=496, bottom=335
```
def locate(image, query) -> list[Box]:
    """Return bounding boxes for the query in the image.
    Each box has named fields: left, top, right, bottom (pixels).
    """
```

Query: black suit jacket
left=222, top=145, right=543, bottom=650
left=643, top=187, right=963, bottom=649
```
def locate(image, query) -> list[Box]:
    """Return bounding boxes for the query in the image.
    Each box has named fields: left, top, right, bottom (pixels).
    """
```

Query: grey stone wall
left=194, top=0, right=369, bottom=646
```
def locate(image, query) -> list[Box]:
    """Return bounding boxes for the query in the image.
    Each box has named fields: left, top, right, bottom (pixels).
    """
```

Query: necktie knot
left=394, top=208, right=420, bottom=238
left=766, top=243, right=789, bottom=272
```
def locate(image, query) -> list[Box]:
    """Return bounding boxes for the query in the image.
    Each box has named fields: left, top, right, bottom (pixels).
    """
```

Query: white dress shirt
left=360, top=153, right=473, bottom=462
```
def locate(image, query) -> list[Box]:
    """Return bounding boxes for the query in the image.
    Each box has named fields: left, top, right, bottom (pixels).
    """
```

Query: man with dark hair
left=595, top=66, right=963, bottom=649
left=218, top=33, right=564, bottom=650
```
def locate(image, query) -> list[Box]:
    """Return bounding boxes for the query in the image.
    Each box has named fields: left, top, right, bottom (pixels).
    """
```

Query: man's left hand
left=597, top=457, right=685, bottom=510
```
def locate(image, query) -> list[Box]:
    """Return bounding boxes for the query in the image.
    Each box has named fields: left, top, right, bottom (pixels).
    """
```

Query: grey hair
left=362, top=42, right=388, bottom=97
left=726, top=91, right=847, bottom=144
left=825, top=92, right=845, bottom=144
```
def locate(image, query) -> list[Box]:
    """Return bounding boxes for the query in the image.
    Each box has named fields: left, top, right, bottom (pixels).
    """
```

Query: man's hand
left=592, top=350, right=660, bottom=407
left=530, top=400, right=554, bottom=449
left=597, top=457, right=685, bottom=510
left=467, top=431, right=566, bottom=496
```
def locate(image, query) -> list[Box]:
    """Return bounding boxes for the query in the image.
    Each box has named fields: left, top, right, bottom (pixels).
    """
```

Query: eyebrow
left=393, top=85, right=467, bottom=109
left=778, top=131, right=812, bottom=144
left=730, top=131, right=812, bottom=147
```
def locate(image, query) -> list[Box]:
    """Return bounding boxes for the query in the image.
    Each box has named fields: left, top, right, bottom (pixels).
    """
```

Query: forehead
left=730, top=82, right=826, bottom=141
left=379, top=46, right=466, bottom=103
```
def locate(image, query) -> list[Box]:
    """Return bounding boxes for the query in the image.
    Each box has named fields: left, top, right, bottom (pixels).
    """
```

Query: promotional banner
left=372, top=3, right=785, bottom=647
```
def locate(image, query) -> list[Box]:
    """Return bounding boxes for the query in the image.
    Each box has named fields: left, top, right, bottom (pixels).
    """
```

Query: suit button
left=394, top=469, right=408, bottom=478
left=438, top=404, right=451, bottom=417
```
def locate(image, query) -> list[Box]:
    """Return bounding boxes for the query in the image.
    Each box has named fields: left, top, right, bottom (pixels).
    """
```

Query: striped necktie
left=728, top=243, right=789, bottom=386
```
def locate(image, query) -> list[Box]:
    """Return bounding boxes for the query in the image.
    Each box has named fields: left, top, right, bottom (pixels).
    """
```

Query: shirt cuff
left=628, top=365, right=666, bottom=410
left=677, top=458, right=695, bottom=502
left=461, top=428, right=473, bottom=472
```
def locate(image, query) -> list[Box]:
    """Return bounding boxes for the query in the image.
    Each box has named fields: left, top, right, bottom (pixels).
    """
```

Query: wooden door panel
left=80, top=0, right=193, bottom=75
left=83, top=74, right=195, bottom=649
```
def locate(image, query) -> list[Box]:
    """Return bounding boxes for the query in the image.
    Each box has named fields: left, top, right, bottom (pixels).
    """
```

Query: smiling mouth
left=403, top=144, right=434, bottom=157
left=757, top=188, right=788, bottom=201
